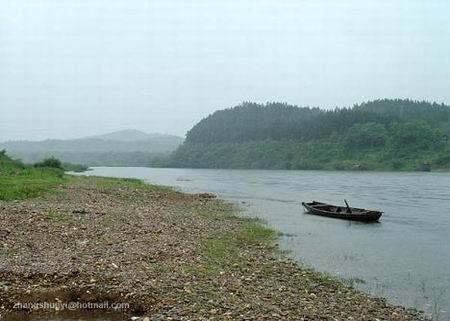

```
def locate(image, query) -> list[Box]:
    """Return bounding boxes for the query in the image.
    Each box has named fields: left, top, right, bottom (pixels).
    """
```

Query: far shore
left=72, top=165, right=450, bottom=174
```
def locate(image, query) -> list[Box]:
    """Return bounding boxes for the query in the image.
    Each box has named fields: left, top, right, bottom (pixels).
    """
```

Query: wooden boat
left=301, top=200, right=382, bottom=222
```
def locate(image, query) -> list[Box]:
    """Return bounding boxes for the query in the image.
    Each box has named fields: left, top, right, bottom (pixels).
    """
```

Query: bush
left=34, top=157, right=63, bottom=169
left=0, top=155, right=65, bottom=201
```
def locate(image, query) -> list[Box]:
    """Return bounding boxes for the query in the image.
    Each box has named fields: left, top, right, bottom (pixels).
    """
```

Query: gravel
left=0, top=176, right=428, bottom=321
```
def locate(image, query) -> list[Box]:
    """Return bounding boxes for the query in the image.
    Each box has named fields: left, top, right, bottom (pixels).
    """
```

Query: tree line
left=170, top=99, right=450, bottom=171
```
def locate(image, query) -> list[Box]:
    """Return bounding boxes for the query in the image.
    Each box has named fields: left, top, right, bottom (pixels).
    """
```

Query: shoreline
left=76, top=165, right=450, bottom=175
left=0, top=175, right=427, bottom=320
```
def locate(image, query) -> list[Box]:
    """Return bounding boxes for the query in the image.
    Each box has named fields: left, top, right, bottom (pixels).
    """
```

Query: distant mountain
left=0, top=130, right=184, bottom=166
left=86, top=129, right=170, bottom=142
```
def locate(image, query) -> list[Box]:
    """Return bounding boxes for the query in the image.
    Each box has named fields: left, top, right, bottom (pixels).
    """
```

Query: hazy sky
left=1, top=0, right=449, bottom=140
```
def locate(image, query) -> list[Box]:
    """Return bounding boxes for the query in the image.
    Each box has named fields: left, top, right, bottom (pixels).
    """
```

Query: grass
left=0, top=153, right=65, bottom=201
left=68, top=175, right=172, bottom=193
left=45, top=207, right=72, bottom=223
left=187, top=216, right=277, bottom=276
left=182, top=200, right=358, bottom=297
left=68, top=175, right=175, bottom=205
left=311, top=271, right=344, bottom=289
left=4, top=247, right=20, bottom=257
left=235, top=222, right=277, bottom=246
left=62, top=162, right=89, bottom=172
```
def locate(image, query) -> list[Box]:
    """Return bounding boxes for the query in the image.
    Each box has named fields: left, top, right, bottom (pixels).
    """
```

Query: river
left=69, top=167, right=450, bottom=320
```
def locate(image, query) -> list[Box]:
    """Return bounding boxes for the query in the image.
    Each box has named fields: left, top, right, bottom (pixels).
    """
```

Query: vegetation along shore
left=3, top=99, right=450, bottom=172
left=169, top=99, right=450, bottom=171
left=0, top=152, right=428, bottom=320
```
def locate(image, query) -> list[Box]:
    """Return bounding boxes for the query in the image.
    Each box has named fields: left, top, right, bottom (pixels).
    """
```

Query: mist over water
left=79, top=167, right=450, bottom=320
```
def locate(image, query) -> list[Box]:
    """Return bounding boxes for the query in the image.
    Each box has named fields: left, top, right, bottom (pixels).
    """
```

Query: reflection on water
left=78, top=167, right=450, bottom=320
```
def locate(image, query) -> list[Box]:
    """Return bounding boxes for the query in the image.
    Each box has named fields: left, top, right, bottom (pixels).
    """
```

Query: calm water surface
left=75, top=167, right=450, bottom=320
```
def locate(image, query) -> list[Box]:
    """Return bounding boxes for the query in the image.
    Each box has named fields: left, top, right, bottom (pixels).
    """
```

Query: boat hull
left=302, top=201, right=382, bottom=222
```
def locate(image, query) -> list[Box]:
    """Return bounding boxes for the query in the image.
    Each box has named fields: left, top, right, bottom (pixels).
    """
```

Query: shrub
left=34, top=157, right=63, bottom=169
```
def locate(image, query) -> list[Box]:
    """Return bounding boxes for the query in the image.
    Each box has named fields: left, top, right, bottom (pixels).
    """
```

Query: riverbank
left=0, top=175, right=427, bottom=320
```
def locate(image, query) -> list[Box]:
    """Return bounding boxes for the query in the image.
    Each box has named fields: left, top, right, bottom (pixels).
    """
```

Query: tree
left=344, top=123, right=388, bottom=150
left=390, top=121, right=443, bottom=150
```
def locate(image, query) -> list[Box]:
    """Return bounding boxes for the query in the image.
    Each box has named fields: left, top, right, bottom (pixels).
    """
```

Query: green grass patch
left=69, top=175, right=173, bottom=193
left=62, top=162, right=89, bottom=172
left=45, top=207, right=72, bottom=223
left=66, top=175, right=176, bottom=205
left=0, top=153, right=65, bottom=201
left=205, top=237, right=240, bottom=268
left=189, top=217, right=276, bottom=276
left=94, top=177, right=146, bottom=189
left=3, top=247, right=20, bottom=257
left=310, top=270, right=344, bottom=289
left=235, top=222, right=277, bottom=246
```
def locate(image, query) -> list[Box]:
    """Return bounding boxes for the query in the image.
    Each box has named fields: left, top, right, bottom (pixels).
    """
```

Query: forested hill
left=185, top=103, right=322, bottom=143
left=170, top=99, right=450, bottom=171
